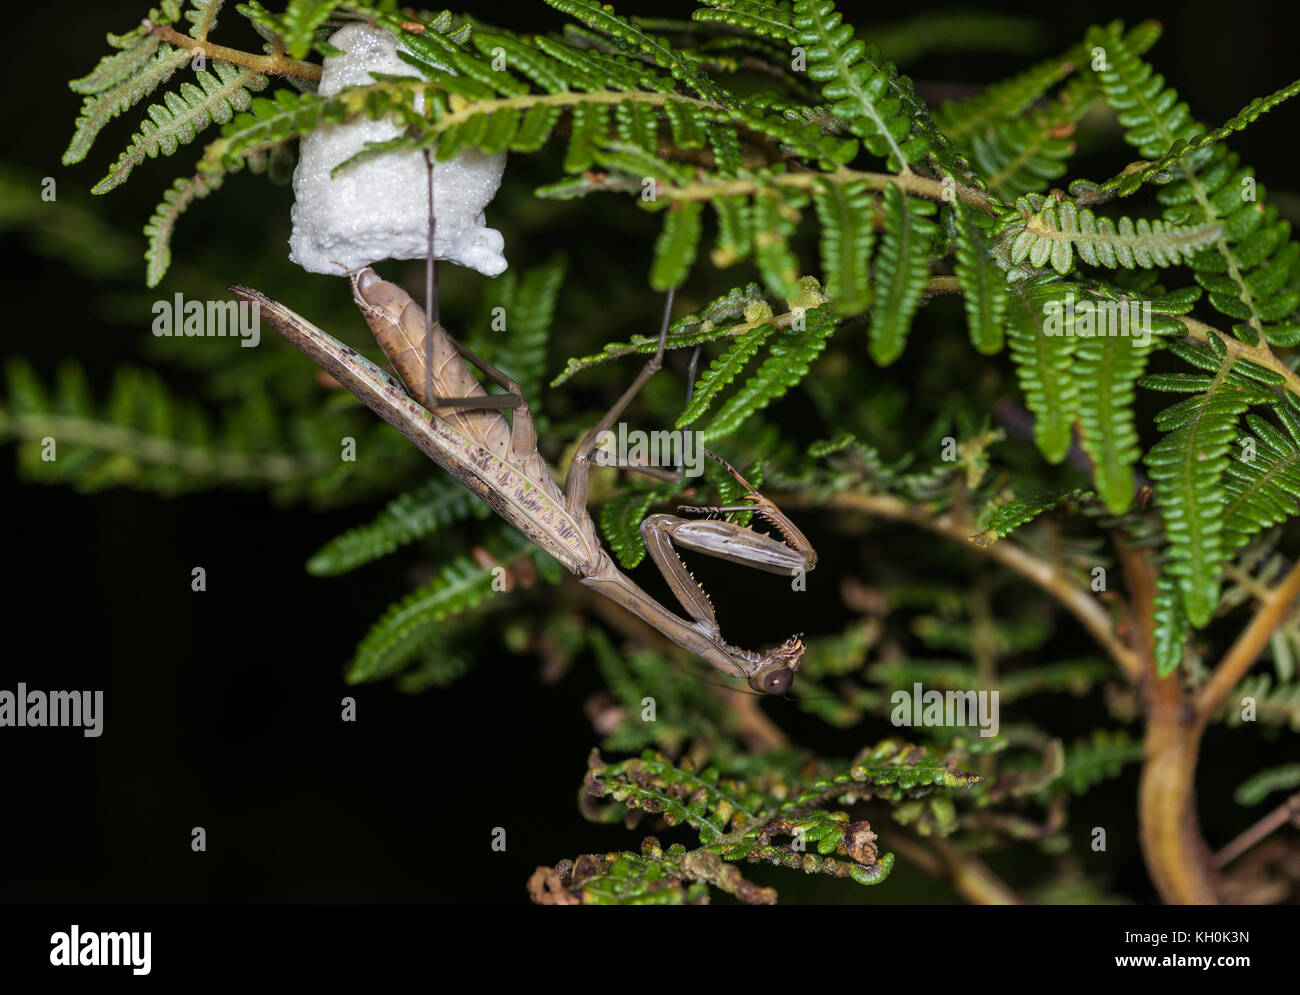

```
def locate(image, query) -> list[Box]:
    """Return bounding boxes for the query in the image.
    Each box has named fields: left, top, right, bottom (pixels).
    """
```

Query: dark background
left=2, top=0, right=1297, bottom=905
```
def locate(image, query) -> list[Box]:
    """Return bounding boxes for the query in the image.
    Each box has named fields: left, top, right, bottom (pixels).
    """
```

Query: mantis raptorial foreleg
left=638, top=459, right=816, bottom=695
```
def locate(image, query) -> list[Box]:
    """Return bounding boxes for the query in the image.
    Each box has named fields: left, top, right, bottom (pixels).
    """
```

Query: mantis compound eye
left=758, top=667, right=794, bottom=695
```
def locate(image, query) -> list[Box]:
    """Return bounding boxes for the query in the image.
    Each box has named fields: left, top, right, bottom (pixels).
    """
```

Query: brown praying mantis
left=227, top=160, right=816, bottom=693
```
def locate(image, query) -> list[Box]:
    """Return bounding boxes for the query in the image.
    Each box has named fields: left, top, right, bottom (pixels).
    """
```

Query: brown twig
left=1115, top=540, right=1221, bottom=903
left=1195, top=561, right=1300, bottom=721
left=884, top=828, right=1023, bottom=904
left=148, top=22, right=323, bottom=81
left=780, top=489, right=1144, bottom=680
left=1215, top=791, right=1300, bottom=868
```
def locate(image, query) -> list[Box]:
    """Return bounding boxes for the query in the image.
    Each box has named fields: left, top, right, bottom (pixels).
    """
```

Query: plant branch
left=1215, top=791, right=1300, bottom=868
left=1195, top=561, right=1300, bottom=721
left=782, top=489, right=1143, bottom=680
left=148, top=22, right=323, bottom=81
left=1176, top=315, right=1300, bottom=397
left=1115, top=540, right=1221, bottom=903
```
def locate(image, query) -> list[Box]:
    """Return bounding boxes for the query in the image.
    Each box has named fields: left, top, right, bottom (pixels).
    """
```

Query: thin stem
left=1176, top=315, right=1300, bottom=397
left=780, top=489, right=1144, bottom=680
left=148, top=22, right=322, bottom=81
left=424, top=148, right=437, bottom=404
left=656, top=164, right=999, bottom=213
left=1195, top=561, right=1300, bottom=721
left=1215, top=791, right=1300, bottom=868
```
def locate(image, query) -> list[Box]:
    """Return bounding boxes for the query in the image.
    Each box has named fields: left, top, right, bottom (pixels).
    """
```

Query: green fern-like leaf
left=1005, top=195, right=1223, bottom=276
left=1073, top=328, right=1155, bottom=513
left=791, top=0, right=931, bottom=171
left=1047, top=730, right=1143, bottom=796
left=812, top=178, right=874, bottom=316
left=972, top=488, right=1093, bottom=545
left=1091, top=28, right=1300, bottom=347
left=545, top=0, right=734, bottom=106
left=868, top=184, right=936, bottom=365
left=600, top=490, right=660, bottom=569
left=0, top=357, right=337, bottom=496
left=94, top=61, right=268, bottom=194
left=950, top=195, right=1007, bottom=354
left=65, top=43, right=192, bottom=168
left=1005, top=278, right=1079, bottom=463
left=346, top=528, right=532, bottom=684
left=1234, top=763, right=1300, bottom=806
left=1152, top=571, right=1190, bottom=676
left=1222, top=407, right=1300, bottom=551
left=1143, top=346, right=1274, bottom=627
left=1090, top=76, right=1300, bottom=199
left=307, top=475, right=493, bottom=577
left=237, top=0, right=348, bottom=59
left=677, top=322, right=778, bottom=428
left=650, top=201, right=705, bottom=291
left=701, top=294, right=836, bottom=442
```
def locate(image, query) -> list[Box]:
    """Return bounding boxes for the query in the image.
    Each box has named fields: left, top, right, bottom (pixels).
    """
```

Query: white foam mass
left=288, top=23, right=507, bottom=276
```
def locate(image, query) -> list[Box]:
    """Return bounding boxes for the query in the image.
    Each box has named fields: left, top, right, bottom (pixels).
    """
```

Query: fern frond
left=600, top=490, right=660, bottom=569
left=868, top=184, right=936, bottom=365
left=1005, top=195, right=1223, bottom=276
left=551, top=283, right=773, bottom=387
left=1234, top=763, right=1300, bottom=806
left=1092, top=29, right=1300, bottom=347
left=749, top=188, right=804, bottom=302
left=934, top=37, right=1085, bottom=142
left=1005, top=278, right=1079, bottom=463
left=950, top=194, right=1007, bottom=354
left=812, top=178, right=874, bottom=316
left=236, top=0, right=348, bottom=59
left=64, top=44, right=192, bottom=167
left=971, top=489, right=1093, bottom=545
left=677, top=322, right=778, bottom=428
left=0, top=358, right=335, bottom=496
left=1048, top=730, right=1143, bottom=796
left=957, top=23, right=1159, bottom=201
left=650, top=201, right=705, bottom=291
left=1220, top=674, right=1300, bottom=731
left=346, top=528, right=532, bottom=684
left=1151, top=572, right=1190, bottom=676
left=546, top=0, right=734, bottom=106
left=1090, top=76, right=1300, bottom=199
left=184, top=0, right=225, bottom=40
left=1222, top=408, right=1300, bottom=551
left=791, top=0, right=930, bottom=171
left=1074, top=330, right=1154, bottom=512
left=700, top=292, right=836, bottom=442
left=307, top=476, right=493, bottom=577
left=141, top=170, right=222, bottom=286
left=1143, top=350, right=1273, bottom=626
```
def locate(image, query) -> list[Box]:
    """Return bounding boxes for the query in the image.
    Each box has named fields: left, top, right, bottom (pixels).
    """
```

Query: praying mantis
left=227, top=162, right=816, bottom=693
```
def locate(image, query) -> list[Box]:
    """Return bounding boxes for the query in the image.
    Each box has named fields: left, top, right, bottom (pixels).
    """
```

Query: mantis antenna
left=423, top=147, right=438, bottom=405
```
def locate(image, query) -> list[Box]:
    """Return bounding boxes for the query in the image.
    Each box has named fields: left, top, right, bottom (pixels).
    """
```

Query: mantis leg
left=674, top=452, right=817, bottom=573
left=563, top=289, right=676, bottom=517
left=417, top=334, right=539, bottom=464
left=639, top=455, right=816, bottom=635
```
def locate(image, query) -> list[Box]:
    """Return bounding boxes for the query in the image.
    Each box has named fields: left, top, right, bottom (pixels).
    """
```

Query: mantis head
left=745, top=634, right=805, bottom=694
